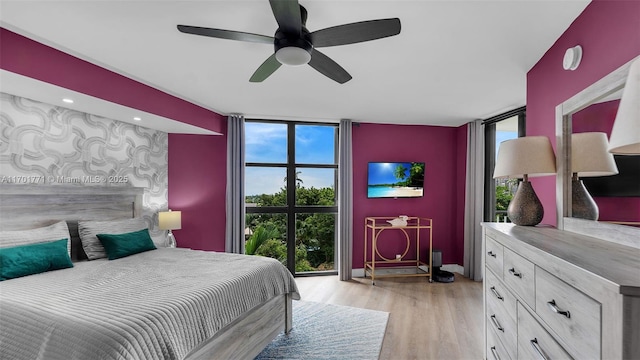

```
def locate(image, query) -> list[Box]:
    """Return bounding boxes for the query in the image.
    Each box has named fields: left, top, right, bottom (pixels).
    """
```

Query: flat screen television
left=583, top=155, right=640, bottom=197
left=367, top=162, right=425, bottom=198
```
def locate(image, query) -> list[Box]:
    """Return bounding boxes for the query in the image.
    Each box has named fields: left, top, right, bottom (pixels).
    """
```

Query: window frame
left=482, top=107, right=526, bottom=222
left=245, top=119, right=339, bottom=275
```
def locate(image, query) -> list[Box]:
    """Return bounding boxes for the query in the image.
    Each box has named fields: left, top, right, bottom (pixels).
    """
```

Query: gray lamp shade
left=609, top=57, right=640, bottom=155
left=571, top=132, right=618, bottom=177
left=494, top=136, right=557, bottom=179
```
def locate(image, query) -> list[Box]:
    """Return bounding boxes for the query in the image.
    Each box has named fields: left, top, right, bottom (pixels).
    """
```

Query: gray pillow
left=0, top=221, right=71, bottom=256
left=78, top=218, right=147, bottom=260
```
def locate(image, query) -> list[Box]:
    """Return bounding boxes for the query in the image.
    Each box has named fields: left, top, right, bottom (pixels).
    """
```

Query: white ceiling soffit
left=0, top=0, right=590, bottom=127
left=0, top=70, right=219, bottom=135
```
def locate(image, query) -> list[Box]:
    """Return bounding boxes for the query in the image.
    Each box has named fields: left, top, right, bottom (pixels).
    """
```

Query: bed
left=0, top=184, right=300, bottom=360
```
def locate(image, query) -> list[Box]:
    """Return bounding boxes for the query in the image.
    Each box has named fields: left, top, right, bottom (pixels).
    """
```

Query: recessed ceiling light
left=62, top=98, right=74, bottom=103
left=133, top=117, right=142, bottom=121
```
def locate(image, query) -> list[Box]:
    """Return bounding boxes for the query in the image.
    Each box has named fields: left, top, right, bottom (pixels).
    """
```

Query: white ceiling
left=0, top=0, right=590, bottom=129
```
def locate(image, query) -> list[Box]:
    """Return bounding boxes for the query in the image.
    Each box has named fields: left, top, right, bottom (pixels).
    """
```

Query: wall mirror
left=556, top=55, right=640, bottom=248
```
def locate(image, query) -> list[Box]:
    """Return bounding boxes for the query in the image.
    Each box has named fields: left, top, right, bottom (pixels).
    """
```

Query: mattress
left=0, top=248, right=300, bottom=360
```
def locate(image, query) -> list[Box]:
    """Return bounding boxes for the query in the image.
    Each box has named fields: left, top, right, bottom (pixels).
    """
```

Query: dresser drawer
left=503, top=247, right=535, bottom=309
left=485, top=269, right=517, bottom=326
left=536, top=268, right=601, bottom=360
left=486, top=296, right=517, bottom=360
left=517, top=302, right=572, bottom=360
left=485, top=235, right=504, bottom=277
left=487, top=323, right=512, bottom=360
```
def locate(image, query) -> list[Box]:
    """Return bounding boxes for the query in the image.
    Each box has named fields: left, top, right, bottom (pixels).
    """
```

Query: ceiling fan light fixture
left=275, top=46, right=311, bottom=66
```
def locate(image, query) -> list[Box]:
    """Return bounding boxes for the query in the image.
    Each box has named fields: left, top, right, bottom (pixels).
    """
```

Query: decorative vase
left=571, top=178, right=599, bottom=220
left=507, top=181, right=544, bottom=226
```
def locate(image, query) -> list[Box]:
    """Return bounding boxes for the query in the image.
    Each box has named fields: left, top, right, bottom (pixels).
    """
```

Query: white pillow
left=78, top=218, right=147, bottom=260
left=0, top=221, right=71, bottom=255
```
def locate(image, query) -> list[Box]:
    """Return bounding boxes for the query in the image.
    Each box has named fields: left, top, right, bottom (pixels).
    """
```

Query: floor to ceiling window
left=483, top=107, right=526, bottom=223
left=244, top=120, right=338, bottom=275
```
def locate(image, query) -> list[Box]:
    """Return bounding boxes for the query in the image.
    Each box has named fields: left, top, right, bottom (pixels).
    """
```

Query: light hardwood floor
left=294, top=273, right=484, bottom=360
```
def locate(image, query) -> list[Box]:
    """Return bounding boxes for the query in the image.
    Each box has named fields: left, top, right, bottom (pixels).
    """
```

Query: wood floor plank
left=294, top=273, right=483, bottom=360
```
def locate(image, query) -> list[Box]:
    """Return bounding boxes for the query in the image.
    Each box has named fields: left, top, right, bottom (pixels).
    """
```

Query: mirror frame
left=555, top=55, right=640, bottom=248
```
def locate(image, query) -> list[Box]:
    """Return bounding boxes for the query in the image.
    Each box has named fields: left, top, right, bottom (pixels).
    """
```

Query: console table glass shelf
left=364, top=217, right=433, bottom=285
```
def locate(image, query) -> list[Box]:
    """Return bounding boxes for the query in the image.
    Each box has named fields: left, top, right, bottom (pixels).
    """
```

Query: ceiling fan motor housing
left=274, top=29, right=313, bottom=66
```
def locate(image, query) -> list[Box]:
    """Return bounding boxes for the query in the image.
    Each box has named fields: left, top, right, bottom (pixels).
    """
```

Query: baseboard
left=352, top=264, right=464, bottom=278
left=353, top=268, right=365, bottom=278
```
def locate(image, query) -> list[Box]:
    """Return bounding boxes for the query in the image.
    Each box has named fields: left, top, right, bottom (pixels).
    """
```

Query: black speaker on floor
left=432, top=249, right=455, bottom=283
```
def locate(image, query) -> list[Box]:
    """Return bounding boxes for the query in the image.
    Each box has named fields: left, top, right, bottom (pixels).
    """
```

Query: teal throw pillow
left=0, top=238, right=73, bottom=281
left=96, top=229, right=157, bottom=260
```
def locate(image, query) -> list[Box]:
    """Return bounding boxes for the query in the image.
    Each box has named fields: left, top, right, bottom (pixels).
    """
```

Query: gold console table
left=364, top=217, right=433, bottom=285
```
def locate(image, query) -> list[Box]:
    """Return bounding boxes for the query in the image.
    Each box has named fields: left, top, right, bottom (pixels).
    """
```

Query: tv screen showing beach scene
left=367, top=162, right=425, bottom=198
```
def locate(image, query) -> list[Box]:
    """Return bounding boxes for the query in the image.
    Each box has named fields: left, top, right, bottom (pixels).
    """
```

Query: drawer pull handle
left=490, top=286, right=504, bottom=301
left=547, top=299, right=571, bottom=319
left=530, top=338, right=550, bottom=360
left=487, top=251, right=497, bottom=258
left=490, top=314, right=504, bottom=332
left=508, top=268, right=522, bottom=278
left=490, top=346, right=501, bottom=360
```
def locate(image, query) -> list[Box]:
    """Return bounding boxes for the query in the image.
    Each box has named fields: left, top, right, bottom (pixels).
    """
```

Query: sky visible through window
left=496, top=130, right=518, bottom=158
left=245, top=123, right=336, bottom=196
left=495, top=116, right=519, bottom=159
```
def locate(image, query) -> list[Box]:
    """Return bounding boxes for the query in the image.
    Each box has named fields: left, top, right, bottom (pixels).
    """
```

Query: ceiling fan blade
left=177, top=25, right=273, bottom=44
left=308, top=50, right=352, bottom=84
left=311, top=18, right=401, bottom=47
left=269, top=0, right=302, bottom=36
left=250, top=54, right=282, bottom=82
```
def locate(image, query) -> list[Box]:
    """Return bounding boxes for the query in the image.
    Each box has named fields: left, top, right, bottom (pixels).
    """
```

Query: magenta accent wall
left=168, top=130, right=228, bottom=251
left=0, top=28, right=225, bottom=133
left=526, top=0, right=640, bottom=226
left=572, top=100, right=640, bottom=223
left=572, top=100, right=618, bottom=135
left=352, top=123, right=467, bottom=268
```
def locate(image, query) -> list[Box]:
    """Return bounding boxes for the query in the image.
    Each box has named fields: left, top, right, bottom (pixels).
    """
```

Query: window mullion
left=286, top=123, right=296, bottom=273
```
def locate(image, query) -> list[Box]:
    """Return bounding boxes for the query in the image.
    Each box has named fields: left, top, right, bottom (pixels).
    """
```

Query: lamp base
left=166, top=231, right=177, bottom=248
left=572, top=178, right=599, bottom=220
left=507, top=181, right=544, bottom=226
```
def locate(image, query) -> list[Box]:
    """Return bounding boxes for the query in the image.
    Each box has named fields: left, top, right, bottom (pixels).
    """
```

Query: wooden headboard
left=0, top=184, right=144, bottom=260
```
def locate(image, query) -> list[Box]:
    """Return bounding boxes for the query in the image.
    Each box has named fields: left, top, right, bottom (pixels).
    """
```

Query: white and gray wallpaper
left=0, top=93, right=168, bottom=241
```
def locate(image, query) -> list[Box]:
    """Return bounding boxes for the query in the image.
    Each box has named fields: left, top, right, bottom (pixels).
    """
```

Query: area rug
left=255, top=301, right=389, bottom=360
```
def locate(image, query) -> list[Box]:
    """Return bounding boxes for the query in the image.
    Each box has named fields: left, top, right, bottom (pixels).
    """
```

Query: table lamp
left=609, top=57, right=640, bottom=155
left=571, top=132, right=618, bottom=220
left=159, top=209, right=181, bottom=248
left=493, top=136, right=556, bottom=226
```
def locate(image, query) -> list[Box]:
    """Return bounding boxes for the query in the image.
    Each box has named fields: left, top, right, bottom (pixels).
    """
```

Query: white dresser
left=482, top=223, right=640, bottom=359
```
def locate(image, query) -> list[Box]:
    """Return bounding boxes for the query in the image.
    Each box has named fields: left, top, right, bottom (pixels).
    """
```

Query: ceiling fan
left=177, top=0, right=401, bottom=84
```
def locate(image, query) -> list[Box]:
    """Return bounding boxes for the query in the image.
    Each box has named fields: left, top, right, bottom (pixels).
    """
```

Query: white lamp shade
left=493, top=136, right=556, bottom=179
left=571, top=132, right=618, bottom=177
left=609, top=57, right=640, bottom=155
left=158, top=211, right=182, bottom=230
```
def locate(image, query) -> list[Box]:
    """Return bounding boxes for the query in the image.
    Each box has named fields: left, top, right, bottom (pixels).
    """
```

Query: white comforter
left=0, top=248, right=300, bottom=360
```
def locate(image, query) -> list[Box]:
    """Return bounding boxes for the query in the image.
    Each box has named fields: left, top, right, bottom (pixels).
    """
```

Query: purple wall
left=0, top=28, right=225, bottom=134
left=526, top=0, right=640, bottom=225
left=168, top=131, right=228, bottom=251
left=352, top=123, right=467, bottom=267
